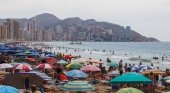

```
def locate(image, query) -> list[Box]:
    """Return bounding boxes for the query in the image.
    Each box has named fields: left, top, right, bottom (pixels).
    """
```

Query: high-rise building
left=0, top=25, right=6, bottom=41
left=3, top=19, right=20, bottom=41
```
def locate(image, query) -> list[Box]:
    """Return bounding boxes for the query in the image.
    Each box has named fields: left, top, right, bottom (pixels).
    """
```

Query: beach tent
left=4, top=72, right=46, bottom=89
left=0, top=85, right=20, bottom=93
left=110, top=72, right=152, bottom=84
left=116, top=87, right=144, bottom=93
left=61, top=81, right=94, bottom=91
left=66, top=70, right=88, bottom=78
left=141, top=69, right=166, bottom=75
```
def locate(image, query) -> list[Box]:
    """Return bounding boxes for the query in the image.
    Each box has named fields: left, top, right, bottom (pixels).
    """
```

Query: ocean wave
left=111, top=55, right=129, bottom=59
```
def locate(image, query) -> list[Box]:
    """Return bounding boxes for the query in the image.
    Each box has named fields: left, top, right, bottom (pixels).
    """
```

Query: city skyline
left=0, top=0, right=170, bottom=41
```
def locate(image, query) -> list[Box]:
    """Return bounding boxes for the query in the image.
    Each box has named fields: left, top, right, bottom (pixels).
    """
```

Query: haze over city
left=0, top=0, right=170, bottom=41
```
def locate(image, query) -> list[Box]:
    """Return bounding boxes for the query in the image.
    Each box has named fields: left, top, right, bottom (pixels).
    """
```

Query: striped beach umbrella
left=116, top=87, right=144, bottom=93
left=61, top=81, right=94, bottom=91
left=15, top=64, right=32, bottom=71
left=37, top=63, right=52, bottom=69
left=0, top=85, right=20, bottom=93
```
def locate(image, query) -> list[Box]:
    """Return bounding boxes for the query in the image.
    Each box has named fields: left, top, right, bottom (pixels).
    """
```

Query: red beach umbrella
left=15, top=64, right=32, bottom=71
left=64, top=55, right=75, bottom=59
left=46, top=57, right=57, bottom=63
left=81, top=65, right=101, bottom=72
left=37, top=63, right=52, bottom=69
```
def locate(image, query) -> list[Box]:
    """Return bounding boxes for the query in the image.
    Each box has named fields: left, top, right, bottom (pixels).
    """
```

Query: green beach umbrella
left=61, top=81, right=94, bottom=91
left=110, top=72, right=152, bottom=84
left=107, top=62, right=119, bottom=67
left=66, top=62, right=82, bottom=69
left=116, top=88, right=144, bottom=93
left=24, top=50, right=32, bottom=54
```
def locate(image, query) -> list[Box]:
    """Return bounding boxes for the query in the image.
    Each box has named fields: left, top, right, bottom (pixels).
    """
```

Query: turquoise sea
left=44, top=42, right=170, bottom=70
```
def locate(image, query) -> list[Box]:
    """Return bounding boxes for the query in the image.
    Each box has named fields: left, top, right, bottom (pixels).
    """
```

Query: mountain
left=0, top=13, right=159, bottom=42
left=30, top=13, right=61, bottom=29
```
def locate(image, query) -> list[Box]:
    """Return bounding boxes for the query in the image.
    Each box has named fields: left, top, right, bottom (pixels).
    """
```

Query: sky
left=0, top=0, right=170, bottom=41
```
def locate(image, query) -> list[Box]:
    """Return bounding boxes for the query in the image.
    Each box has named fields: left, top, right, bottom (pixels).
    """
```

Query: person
left=106, top=58, right=111, bottom=63
left=30, top=85, right=41, bottom=93
left=119, top=60, right=123, bottom=68
left=24, top=77, right=29, bottom=90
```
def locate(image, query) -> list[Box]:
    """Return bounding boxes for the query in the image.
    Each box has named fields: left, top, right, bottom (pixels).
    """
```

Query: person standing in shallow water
left=106, top=58, right=111, bottom=63
left=119, top=59, right=123, bottom=68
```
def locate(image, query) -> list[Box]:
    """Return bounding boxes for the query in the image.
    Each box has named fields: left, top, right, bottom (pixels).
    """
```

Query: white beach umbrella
left=0, top=63, right=13, bottom=69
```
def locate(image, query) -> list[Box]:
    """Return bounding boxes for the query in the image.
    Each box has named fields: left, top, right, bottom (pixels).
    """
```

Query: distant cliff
left=0, top=13, right=159, bottom=42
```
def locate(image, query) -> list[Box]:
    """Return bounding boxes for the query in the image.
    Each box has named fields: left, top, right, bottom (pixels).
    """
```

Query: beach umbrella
left=80, top=65, right=101, bottom=72
left=141, top=69, right=166, bottom=75
left=116, top=87, right=144, bottom=93
left=24, top=50, right=32, bottom=54
left=57, top=60, right=68, bottom=65
left=106, top=70, right=120, bottom=76
left=46, top=57, right=57, bottom=63
left=14, top=52, right=27, bottom=56
left=0, top=63, right=13, bottom=69
left=15, top=64, right=32, bottom=71
left=61, top=81, right=94, bottom=91
left=64, top=55, right=75, bottom=59
left=46, top=53, right=56, bottom=57
left=0, top=85, right=20, bottom=93
left=88, top=59, right=103, bottom=64
left=110, top=72, right=152, bottom=84
left=136, top=66, right=154, bottom=73
left=37, top=63, right=52, bottom=69
left=107, top=62, right=119, bottom=67
left=128, top=65, right=142, bottom=71
left=4, top=73, right=44, bottom=89
left=66, top=62, right=82, bottom=69
left=66, top=70, right=88, bottom=78
left=73, top=58, right=89, bottom=63
left=163, top=76, right=170, bottom=80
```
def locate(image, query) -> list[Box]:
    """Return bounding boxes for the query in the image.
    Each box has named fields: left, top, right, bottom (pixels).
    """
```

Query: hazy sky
left=0, top=0, right=170, bottom=41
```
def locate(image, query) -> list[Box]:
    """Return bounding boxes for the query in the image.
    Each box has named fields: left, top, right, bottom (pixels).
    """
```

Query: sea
left=43, top=41, right=170, bottom=71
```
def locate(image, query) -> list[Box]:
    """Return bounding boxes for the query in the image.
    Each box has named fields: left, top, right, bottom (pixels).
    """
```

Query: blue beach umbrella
left=57, top=60, right=68, bottom=65
left=136, top=66, right=154, bottom=73
left=66, top=70, right=88, bottom=78
left=0, top=85, right=20, bottom=93
left=128, top=65, right=142, bottom=71
left=46, top=53, right=56, bottom=57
